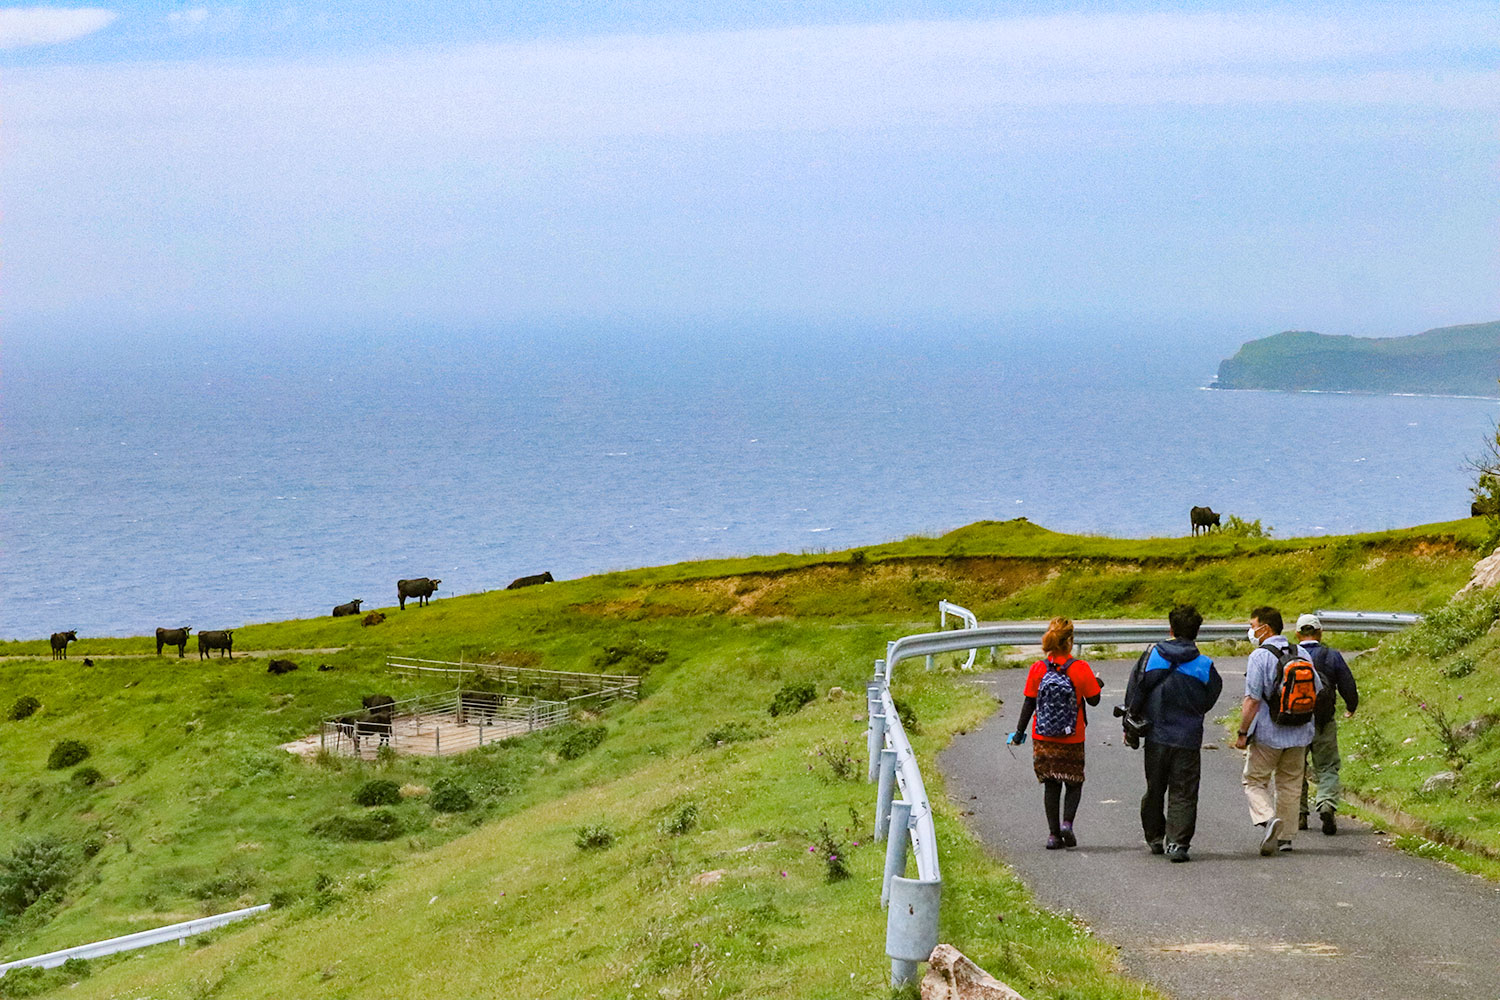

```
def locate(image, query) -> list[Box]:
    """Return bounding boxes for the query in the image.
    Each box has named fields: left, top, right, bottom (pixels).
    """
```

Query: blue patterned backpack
left=1034, top=658, right=1080, bottom=737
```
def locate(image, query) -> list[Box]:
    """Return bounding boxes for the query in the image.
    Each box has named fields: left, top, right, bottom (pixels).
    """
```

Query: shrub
left=700, top=722, right=762, bottom=747
left=429, top=779, right=473, bottom=813
left=7, top=696, right=40, bottom=721
left=1445, top=655, right=1477, bottom=680
left=80, top=837, right=104, bottom=859
left=593, top=638, right=668, bottom=675
left=0, top=837, right=74, bottom=916
left=659, top=803, right=698, bottom=836
left=558, top=725, right=606, bottom=760
left=891, top=697, right=921, bottom=735
left=310, top=810, right=403, bottom=842
left=769, top=682, right=817, bottom=717
left=70, top=766, right=104, bottom=789
left=353, top=779, right=402, bottom=807
left=812, top=741, right=859, bottom=782
left=1221, top=515, right=1272, bottom=539
left=191, top=871, right=255, bottom=901
left=46, top=740, right=90, bottom=770
left=575, top=823, right=615, bottom=850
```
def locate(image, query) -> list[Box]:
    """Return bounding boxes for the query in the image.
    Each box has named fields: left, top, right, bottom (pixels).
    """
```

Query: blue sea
left=2, top=327, right=1496, bottom=640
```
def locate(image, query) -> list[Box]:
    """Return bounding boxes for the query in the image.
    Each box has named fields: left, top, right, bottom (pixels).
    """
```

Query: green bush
left=659, top=803, right=698, bottom=836
left=575, top=823, right=614, bottom=850
left=429, top=779, right=473, bottom=813
left=310, top=810, right=403, bottom=842
left=7, top=696, right=40, bottom=721
left=1221, top=515, right=1272, bottom=539
left=0, top=836, right=74, bottom=916
left=701, top=721, right=763, bottom=747
left=593, top=638, right=667, bottom=674
left=353, top=779, right=403, bottom=807
left=70, top=766, right=104, bottom=789
left=769, top=682, right=817, bottom=717
left=1387, top=588, right=1500, bottom=660
left=891, top=697, right=921, bottom=735
left=558, top=725, right=606, bottom=760
left=46, top=739, right=90, bottom=770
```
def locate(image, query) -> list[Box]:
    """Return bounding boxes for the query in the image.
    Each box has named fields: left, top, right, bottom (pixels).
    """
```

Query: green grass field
left=0, top=517, right=1490, bottom=998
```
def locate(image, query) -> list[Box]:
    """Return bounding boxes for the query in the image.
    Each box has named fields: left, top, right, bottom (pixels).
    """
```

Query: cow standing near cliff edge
left=156, top=627, right=192, bottom=657
left=1190, top=506, right=1221, bottom=537
left=198, top=630, right=234, bottom=659
left=397, top=578, right=440, bottom=609
left=50, top=631, right=78, bottom=660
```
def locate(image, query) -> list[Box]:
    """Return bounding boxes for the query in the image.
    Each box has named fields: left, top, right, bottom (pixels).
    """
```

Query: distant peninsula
left=1208, top=320, right=1500, bottom=396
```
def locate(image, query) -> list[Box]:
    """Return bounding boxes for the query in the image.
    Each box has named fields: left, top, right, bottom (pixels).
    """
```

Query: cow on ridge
left=506, top=572, right=554, bottom=590
left=332, top=599, right=363, bottom=618
left=198, top=630, right=234, bottom=660
left=50, top=631, right=78, bottom=660
left=397, top=578, right=440, bottom=610
left=1190, top=506, right=1221, bottom=537
left=156, top=627, right=192, bottom=658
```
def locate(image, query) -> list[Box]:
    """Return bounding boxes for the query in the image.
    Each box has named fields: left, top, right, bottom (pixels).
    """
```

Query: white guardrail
left=866, top=606, right=1421, bottom=986
left=0, top=904, right=270, bottom=977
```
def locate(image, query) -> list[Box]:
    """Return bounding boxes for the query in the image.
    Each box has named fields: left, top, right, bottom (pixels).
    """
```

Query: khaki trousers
left=1243, top=741, right=1306, bottom=840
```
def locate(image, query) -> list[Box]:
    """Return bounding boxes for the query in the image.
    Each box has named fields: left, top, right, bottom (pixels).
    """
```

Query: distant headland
left=1208, top=320, right=1500, bottom=396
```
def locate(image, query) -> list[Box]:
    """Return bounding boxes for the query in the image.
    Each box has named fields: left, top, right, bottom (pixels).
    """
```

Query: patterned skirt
left=1032, top=738, right=1086, bottom=784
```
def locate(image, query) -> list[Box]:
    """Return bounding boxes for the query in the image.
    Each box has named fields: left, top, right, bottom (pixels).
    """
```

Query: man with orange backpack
left=1234, top=606, right=1323, bottom=856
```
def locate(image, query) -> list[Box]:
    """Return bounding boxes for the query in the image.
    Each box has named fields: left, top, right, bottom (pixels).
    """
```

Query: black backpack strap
left=1128, top=646, right=1181, bottom=714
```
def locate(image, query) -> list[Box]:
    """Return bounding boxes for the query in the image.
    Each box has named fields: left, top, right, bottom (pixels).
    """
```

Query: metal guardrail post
left=868, top=709, right=886, bottom=783
left=881, top=801, right=912, bottom=907
left=886, top=877, right=941, bottom=987
left=874, top=748, right=897, bottom=842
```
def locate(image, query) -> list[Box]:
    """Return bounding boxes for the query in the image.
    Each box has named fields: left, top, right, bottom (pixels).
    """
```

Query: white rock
left=922, top=944, right=1028, bottom=1000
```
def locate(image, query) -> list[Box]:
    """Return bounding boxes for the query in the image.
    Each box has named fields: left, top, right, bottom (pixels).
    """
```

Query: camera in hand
left=1112, top=704, right=1151, bottom=749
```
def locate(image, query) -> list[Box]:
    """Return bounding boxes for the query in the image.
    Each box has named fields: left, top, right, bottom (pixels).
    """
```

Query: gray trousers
left=1300, top=718, right=1342, bottom=817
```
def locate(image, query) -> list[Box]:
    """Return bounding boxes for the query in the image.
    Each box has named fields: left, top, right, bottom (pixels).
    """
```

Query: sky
left=2, top=2, right=1498, bottom=349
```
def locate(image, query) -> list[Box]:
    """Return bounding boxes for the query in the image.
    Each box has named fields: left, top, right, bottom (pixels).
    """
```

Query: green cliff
left=1210, top=320, right=1500, bottom=395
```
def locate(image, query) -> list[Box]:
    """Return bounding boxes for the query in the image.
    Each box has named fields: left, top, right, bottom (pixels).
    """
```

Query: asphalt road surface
left=939, top=658, right=1500, bottom=1000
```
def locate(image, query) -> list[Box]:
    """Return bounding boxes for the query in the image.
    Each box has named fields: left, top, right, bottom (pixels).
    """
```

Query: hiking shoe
left=1278, top=840, right=1293, bottom=852
left=1045, top=834, right=1063, bottom=850
left=1320, top=808, right=1338, bottom=836
left=1060, top=825, right=1077, bottom=848
left=1259, top=817, right=1283, bottom=856
left=1146, top=839, right=1165, bottom=855
left=1165, top=843, right=1191, bottom=863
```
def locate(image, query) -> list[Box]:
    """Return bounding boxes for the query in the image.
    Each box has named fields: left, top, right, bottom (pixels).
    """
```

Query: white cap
left=1295, top=613, right=1322, bottom=633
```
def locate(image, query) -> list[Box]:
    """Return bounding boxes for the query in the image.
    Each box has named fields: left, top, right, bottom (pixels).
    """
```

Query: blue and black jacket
left=1123, top=638, right=1224, bottom=749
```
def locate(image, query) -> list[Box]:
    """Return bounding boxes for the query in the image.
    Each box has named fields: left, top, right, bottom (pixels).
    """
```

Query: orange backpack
left=1264, top=643, right=1319, bottom=726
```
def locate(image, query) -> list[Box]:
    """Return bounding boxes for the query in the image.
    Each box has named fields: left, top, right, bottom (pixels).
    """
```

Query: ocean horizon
left=3, top=328, right=1495, bottom=641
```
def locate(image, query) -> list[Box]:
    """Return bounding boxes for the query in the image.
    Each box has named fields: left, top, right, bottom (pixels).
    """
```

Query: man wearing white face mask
left=1234, top=606, right=1322, bottom=856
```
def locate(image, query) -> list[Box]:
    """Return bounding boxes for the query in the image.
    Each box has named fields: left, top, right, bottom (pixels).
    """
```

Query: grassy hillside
left=0, top=518, right=1488, bottom=998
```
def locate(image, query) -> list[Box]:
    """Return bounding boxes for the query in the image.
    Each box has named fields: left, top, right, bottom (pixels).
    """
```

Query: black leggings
left=1043, top=779, right=1083, bottom=835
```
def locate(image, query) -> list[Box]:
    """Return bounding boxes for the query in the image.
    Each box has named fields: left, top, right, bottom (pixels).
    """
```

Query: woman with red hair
left=1008, top=617, right=1103, bottom=849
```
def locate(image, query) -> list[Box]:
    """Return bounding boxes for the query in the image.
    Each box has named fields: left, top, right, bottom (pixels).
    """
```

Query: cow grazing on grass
left=198, top=630, right=234, bottom=660
left=1190, top=506, right=1221, bottom=537
left=397, top=577, right=440, bottom=609
left=507, top=572, right=554, bottom=590
left=361, top=611, right=386, bottom=627
left=267, top=658, right=298, bottom=675
left=156, top=627, right=191, bottom=658
left=50, top=631, right=77, bottom=660
left=332, top=599, right=363, bottom=617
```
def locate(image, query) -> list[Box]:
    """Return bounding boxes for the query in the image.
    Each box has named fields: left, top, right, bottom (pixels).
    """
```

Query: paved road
left=939, top=658, right=1500, bottom=1000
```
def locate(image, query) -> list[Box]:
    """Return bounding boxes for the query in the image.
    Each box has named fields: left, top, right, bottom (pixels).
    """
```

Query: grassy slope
left=0, top=517, right=1487, bottom=998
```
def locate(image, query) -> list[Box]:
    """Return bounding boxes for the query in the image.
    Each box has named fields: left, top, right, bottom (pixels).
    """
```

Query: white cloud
left=0, top=7, right=116, bottom=49
left=167, top=7, right=210, bottom=28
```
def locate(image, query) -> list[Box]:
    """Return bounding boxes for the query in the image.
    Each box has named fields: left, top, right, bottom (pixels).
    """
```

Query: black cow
left=267, top=658, right=298, bottom=675
left=332, top=599, right=363, bottom=617
left=156, top=627, right=191, bottom=658
left=397, top=577, right=440, bottom=610
left=198, top=630, right=234, bottom=660
left=354, top=693, right=396, bottom=748
left=50, top=631, right=78, bottom=660
left=506, top=572, right=554, bottom=590
left=1190, top=506, right=1221, bottom=537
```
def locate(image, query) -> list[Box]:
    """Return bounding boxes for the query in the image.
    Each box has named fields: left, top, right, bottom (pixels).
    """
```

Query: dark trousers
left=1141, top=740, right=1202, bottom=848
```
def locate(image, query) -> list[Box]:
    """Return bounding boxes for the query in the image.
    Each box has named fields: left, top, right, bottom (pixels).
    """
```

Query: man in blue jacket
left=1124, top=604, right=1224, bottom=862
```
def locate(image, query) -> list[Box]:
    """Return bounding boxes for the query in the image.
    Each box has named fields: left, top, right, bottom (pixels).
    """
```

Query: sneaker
left=1278, top=840, right=1293, bottom=852
left=1146, top=839, right=1165, bottom=855
left=1165, top=843, right=1191, bottom=863
left=1045, top=834, right=1063, bottom=850
left=1059, top=824, right=1077, bottom=848
left=1320, top=808, right=1338, bottom=836
left=1259, top=817, right=1283, bottom=856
